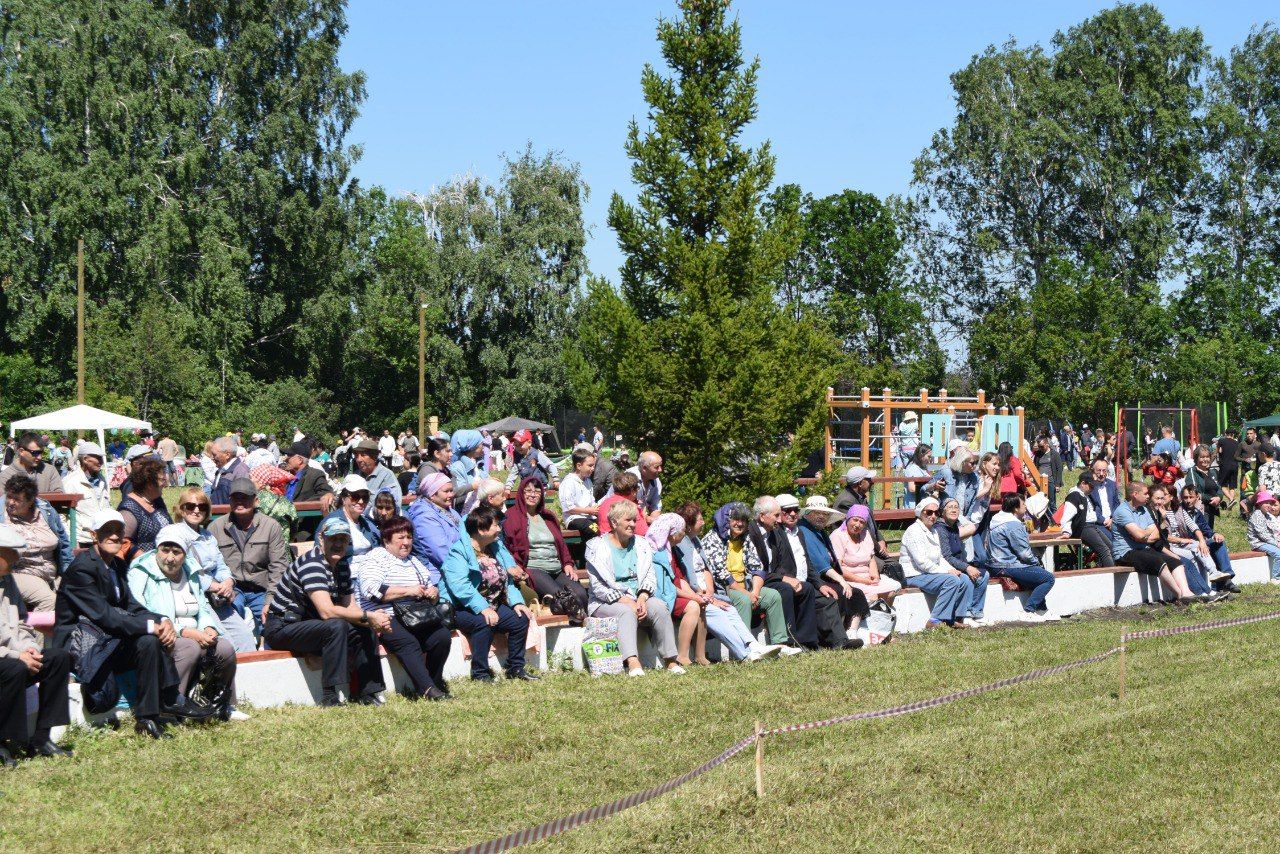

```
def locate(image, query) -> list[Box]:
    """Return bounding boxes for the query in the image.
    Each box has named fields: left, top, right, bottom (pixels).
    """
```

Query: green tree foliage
left=572, top=0, right=840, bottom=504
left=0, top=0, right=362, bottom=443
left=910, top=3, right=1253, bottom=424
left=342, top=148, right=587, bottom=433
left=781, top=187, right=944, bottom=391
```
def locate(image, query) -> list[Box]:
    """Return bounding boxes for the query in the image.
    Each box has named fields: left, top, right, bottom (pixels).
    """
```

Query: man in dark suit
left=0, top=524, right=72, bottom=764
left=54, top=510, right=213, bottom=739
left=747, top=496, right=820, bottom=649
left=281, top=440, right=335, bottom=540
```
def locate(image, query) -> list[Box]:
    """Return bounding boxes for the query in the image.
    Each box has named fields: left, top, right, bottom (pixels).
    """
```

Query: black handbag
left=389, top=558, right=456, bottom=631
left=392, top=597, right=455, bottom=631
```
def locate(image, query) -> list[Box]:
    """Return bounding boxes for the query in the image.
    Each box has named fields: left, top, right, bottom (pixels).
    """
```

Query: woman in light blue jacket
left=983, top=494, right=1057, bottom=622
left=405, top=473, right=461, bottom=582
left=128, top=524, right=238, bottom=715
left=438, top=503, right=536, bottom=682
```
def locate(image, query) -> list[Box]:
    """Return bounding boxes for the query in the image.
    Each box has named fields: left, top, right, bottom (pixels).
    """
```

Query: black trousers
left=0, top=647, right=71, bottom=743
left=564, top=517, right=597, bottom=565
left=1119, top=549, right=1180, bottom=577
left=111, top=634, right=180, bottom=718
left=378, top=613, right=451, bottom=696
left=813, top=584, right=869, bottom=648
left=764, top=578, right=819, bottom=646
left=264, top=617, right=385, bottom=694
left=1082, top=523, right=1115, bottom=567
left=527, top=566, right=588, bottom=616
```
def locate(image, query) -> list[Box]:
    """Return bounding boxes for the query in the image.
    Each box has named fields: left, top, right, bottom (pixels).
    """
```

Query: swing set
left=824, top=387, right=1045, bottom=509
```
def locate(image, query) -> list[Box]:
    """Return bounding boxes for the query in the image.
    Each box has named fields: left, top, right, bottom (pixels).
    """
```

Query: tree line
left=1, top=0, right=1277, bottom=506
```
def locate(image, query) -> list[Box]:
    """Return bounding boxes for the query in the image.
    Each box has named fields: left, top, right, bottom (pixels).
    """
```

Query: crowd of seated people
left=0, top=419, right=1273, bottom=764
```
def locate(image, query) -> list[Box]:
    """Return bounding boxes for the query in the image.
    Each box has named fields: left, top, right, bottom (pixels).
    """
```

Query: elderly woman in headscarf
left=898, top=496, right=973, bottom=629
left=503, top=475, right=585, bottom=621
left=934, top=496, right=989, bottom=627
left=645, top=512, right=709, bottom=666
left=448, top=429, right=486, bottom=514
left=404, top=472, right=462, bottom=582
left=699, top=502, right=799, bottom=654
left=829, top=504, right=901, bottom=605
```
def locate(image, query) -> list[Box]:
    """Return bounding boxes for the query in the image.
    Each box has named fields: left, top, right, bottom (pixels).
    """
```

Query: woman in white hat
left=128, top=524, right=240, bottom=718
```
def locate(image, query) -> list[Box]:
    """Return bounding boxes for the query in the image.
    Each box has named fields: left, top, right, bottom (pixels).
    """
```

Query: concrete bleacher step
left=38, top=553, right=1273, bottom=726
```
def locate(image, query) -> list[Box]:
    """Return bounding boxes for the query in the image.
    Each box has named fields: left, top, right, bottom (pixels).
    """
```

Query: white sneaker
left=777, top=645, right=804, bottom=656
left=747, top=643, right=782, bottom=661
left=627, top=667, right=645, bottom=678
left=1270, top=579, right=1280, bottom=586
left=1039, top=612, right=1062, bottom=622
left=1020, top=611, right=1046, bottom=623
left=1207, top=569, right=1229, bottom=582
left=226, top=709, right=251, bottom=722
left=960, top=617, right=987, bottom=628
left=666, top=664, right=686, bottom=675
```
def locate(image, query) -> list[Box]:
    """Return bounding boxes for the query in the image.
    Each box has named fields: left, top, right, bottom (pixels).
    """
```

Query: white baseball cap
left=77, top=441, right=105, bottom=459
left=844, top=466, right=875, bottom=484
left=125, top=444, right=154, bottom=461
left=339, top=474, right=370, bottom=494
left=775, top=493, right=800, bottom=510
left=88, top=509, right=125, bottom=531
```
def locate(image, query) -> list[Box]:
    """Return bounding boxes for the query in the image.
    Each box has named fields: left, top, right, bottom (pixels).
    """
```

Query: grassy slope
left=8, top=588, right=1280, bottom=852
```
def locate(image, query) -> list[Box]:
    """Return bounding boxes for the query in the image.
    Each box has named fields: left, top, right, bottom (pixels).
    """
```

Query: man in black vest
left=748, top=496, right=820, bottom=649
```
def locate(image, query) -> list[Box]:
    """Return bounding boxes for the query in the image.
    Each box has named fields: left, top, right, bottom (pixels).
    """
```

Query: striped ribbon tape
left=1122, top=608, right=1280, bottom=642
left=451, top=647, right=1119, bottom=854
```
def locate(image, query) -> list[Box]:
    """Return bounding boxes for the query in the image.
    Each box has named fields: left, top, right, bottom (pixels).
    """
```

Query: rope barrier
left=450, top=608, right=1280, bottom=854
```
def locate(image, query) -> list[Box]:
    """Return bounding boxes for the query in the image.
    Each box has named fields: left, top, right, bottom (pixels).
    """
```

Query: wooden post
left=1118, top=627, right=1127, bottom=700
left=860, top=410, right=871, bottom=471
left=754, top=720, right=765, bottom=798
left=418, top=303, right=427, bottom=442
left=77, top=238, right=85, bottom=406
left=824, top=387, right=833, bottom=473
left=880, top=402, right=892, bottom=509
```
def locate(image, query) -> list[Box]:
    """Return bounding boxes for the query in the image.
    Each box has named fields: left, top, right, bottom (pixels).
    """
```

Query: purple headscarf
left=845, top=504, right=871, bottom=522
left=645, top=513, right=686, bottom=554
left=713, top=502, right=749, bottom=541
left=417, top=472, right=451, bottom=497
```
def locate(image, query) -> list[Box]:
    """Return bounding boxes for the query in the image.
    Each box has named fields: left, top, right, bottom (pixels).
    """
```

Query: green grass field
left=8, top=586, right=1280, bottom=852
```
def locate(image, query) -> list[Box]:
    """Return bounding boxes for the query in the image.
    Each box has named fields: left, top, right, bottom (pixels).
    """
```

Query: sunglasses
left=180, top=502, right=210, bottom=513
left=21, top=446, right=41, bottom=455
left=347, top=492, right=370, bottom=504
left=920, top=509, right=938, bottom=516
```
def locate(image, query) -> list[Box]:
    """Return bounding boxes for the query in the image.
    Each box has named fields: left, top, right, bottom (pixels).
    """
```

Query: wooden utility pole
left=418, top=302, right=427, bottom=440
left=77, top=238, right=85, bottom=404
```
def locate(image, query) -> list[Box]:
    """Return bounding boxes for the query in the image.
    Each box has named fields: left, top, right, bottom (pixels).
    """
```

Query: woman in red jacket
left=502, top=476, right=586, bottom=621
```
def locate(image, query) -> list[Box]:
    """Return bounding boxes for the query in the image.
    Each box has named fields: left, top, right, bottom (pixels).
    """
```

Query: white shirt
left=378, top=436, right=396, bottom=456
left=783, top=526, right=808, bottom=576
left=559, top=472, right=596, bottom=524
left=63, top=467, right=111, bottom=544
left=1096, top=482, right=1112, bottom=521
left=899, top=520, right=942, bottom=578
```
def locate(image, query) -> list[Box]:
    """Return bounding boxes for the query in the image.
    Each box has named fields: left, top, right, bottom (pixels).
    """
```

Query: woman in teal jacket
left=128, top=524, right=238, bottom=715
left=439, top=503, right=536, bottom=682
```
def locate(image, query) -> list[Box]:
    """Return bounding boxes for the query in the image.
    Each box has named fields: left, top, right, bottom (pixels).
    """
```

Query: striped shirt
left=268, top=546, right=352, bottom=622
left=351, top=547, right=432, bottom=612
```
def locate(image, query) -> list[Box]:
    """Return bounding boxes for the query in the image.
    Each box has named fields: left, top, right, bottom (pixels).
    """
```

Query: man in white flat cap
left=63, top=442, right=112, bottom=546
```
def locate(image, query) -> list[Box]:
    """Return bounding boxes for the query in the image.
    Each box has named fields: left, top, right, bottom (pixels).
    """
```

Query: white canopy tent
left=9, top=404, right=152, bottom=461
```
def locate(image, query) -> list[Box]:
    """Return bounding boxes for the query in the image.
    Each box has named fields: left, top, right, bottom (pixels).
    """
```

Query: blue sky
left=339, top=1, right=1270, bottom=281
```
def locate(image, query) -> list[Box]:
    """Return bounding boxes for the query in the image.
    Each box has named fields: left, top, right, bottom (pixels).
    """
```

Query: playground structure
left=824, top=387, right=1045, bottom=509
left=1112, top=401, right=1226, bottom=491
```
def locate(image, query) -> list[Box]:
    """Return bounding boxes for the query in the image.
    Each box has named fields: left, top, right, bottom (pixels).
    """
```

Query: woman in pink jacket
left=828, top=505, right=901, bottom=604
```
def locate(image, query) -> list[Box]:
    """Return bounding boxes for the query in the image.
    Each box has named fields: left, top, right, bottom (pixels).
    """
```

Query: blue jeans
left=961, top=568, right=989, bottom=618
left=213, top=600, right=259, bottom=652
left=906, top=572, right=969, bottom=624
left=454, top=604, right=529, bottom=678
left=705, top=595, right=756, bottom=660
left=235, top=588, right=269, bottom=638
left=1207, top=541, right=1234, bottom=580
left=1177, top=552, right=1212, bottom=595
left=990, top=564, right=1055, bottom=612
left=1258, top=543, right=1280, bottom=580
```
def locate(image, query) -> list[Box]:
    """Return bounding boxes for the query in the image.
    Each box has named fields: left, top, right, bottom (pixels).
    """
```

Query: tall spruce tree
left=572, top=0, right=838, bottom=504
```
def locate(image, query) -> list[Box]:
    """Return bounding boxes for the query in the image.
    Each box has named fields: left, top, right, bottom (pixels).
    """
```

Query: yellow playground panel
left=824, top=387, right=1045, bottom=509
